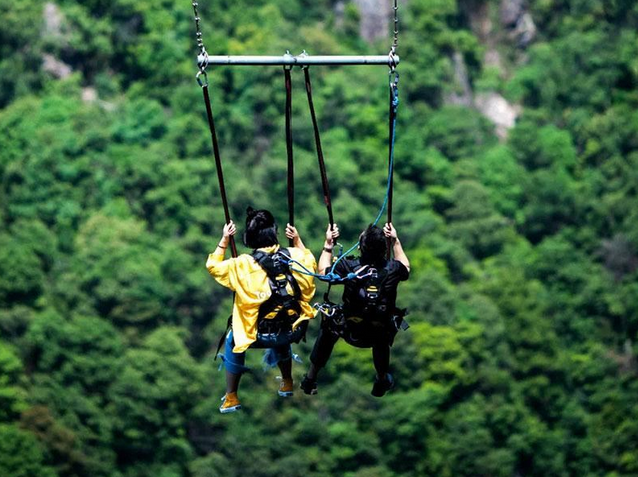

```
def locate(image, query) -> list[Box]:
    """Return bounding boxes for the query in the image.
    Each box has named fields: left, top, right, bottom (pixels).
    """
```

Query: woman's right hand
left=325, top=224, right=340, bottom=246
left=383, top=222, right=397, bottom=240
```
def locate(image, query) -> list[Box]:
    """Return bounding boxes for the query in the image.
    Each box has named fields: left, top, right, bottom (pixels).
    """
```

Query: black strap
left=304, top=67, right=334, bottom=228
left=324, top=284, right=332, bottom=303
left=284, top=67, right=295, bottom=246
left=252, top=249, right=302, bottom=320
left=202, top=83, right=237, bottom=257
left=305, top=67, right=336, bottom=303
left=214, top=314, right=232, bottom=361
left=202, top=82, right=237, bottom=361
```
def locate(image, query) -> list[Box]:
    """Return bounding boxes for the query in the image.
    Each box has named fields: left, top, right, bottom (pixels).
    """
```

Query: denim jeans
left=222, top=329, right=297, bottom=375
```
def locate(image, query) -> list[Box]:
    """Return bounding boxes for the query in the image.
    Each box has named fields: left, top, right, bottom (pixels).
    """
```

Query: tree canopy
left=1, top=0, right=637, bottom=476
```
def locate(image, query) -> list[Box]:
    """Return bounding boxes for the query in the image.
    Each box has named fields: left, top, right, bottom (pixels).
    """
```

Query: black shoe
left=300, top=375, right=318, bottom=395
left=371, top=373, right=395, bottom=397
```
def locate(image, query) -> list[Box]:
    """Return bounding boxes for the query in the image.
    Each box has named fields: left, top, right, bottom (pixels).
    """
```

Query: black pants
left=310, top=320, right=390, bottom=377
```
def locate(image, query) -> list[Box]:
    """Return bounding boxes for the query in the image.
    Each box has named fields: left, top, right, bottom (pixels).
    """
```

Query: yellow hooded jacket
left=206, top=245, right=317, bottom=353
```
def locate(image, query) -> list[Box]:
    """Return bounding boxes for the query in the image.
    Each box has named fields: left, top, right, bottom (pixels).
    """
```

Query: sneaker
left=371, top=373, right=395, bottom=397
left=278, top=377, right=294, bottom=397
left=300, top=375, right=318, bottom=395
left=219, top=392, right=241, bottom=413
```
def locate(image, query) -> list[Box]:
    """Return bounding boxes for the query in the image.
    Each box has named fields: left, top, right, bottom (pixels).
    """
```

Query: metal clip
left=196, top=70, right=208, bottom=88
left=283, top=50, right=294, bottom=70
left=299, top=50, right=309, bottom=70
left=313, top=302, right=337, bottom=317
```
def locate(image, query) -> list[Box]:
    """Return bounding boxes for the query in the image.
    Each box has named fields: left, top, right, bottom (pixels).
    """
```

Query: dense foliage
left=1, top=0, right=638, bottom=476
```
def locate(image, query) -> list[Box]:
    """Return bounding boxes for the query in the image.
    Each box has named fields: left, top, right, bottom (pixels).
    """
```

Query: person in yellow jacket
left=206, top=207, right=316, bottom=413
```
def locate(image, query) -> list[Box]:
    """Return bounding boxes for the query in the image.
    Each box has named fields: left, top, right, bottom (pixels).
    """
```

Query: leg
left=225, top=369, right=242, bottom=395
left=220, top=331, right=244, bottom=413
left=223, top=330, right=247, bottom=385
left=372, top=341, right=390, bottom=381
left=307, top=323, right=339, bottom=380
left=276, top=351, right=292, bottom=380
left=371, top=340, right=394, bottom=397
left=266, top=343, right=293, bottom=397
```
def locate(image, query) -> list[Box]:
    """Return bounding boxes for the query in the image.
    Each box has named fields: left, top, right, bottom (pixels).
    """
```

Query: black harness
left=315, top=262, right=408, bottom=347
left=252, top=248, right=302, bottom=334
left=346, top=265, right=390, bottom=319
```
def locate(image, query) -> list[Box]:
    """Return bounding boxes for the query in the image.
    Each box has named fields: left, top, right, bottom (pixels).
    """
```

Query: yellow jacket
left=206, top=245, right=317, bottom=353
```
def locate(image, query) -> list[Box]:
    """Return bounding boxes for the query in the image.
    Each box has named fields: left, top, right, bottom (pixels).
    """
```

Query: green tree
left=0, top=343, right=28, bottom=421
left=0, top=424, right=57, bottom=477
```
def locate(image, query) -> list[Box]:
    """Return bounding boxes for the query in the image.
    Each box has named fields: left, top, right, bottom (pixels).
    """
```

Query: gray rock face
left=43, top=2, right=65, bottom=37
left=43, top=54, right=72, bottom=78
left=444, top=51, right=474, bottom=107
left=82, top=88, right=98, bottom=103
left=513, top=12, right=537, bottom=47
left=474, top=92, right=521, bottom=140
left=500, top=0, right=526, bottom=27
left=467, top=1, right=503, bottom=71
left=353, top=0, right=392, bottom=43
left=500, top=0, right=536, bottom=47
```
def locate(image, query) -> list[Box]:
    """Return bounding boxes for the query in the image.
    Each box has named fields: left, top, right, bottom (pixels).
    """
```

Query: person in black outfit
left=301, top=222, right=410, bottom=397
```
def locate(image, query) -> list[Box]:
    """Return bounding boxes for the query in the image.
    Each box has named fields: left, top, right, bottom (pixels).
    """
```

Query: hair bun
left=246, top=208, right=275, bottom=228
left=243, top=208, right=278, bottom=248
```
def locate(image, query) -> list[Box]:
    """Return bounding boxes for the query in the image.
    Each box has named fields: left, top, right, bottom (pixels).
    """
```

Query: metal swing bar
left=196, top=54, right=400, bottom=67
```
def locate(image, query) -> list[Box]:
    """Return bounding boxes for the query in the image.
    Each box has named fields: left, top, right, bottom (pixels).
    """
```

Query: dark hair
left=359, top=225, right=387, bottom=264
left=243, top=207, right=278, bottom=249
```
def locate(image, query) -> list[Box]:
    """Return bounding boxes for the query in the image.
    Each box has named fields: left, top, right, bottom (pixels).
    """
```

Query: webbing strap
left=202, top=84, right=237, bottom=257
left=202, top=82, right=237, bottom=361
left=284, top=67, right=295, bottom=246
left=214, top=314, right=232, bottom=361
left=303, top=67, right=334, bottom=228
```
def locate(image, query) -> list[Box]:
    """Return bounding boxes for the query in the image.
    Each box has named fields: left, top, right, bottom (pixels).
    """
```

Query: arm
left=318, top=224, right=340, bottom=275
left=384, top=223, right=410, bottom=272
left=285, top=223, right=306, bottom=250
left=206, top=221, right=238, bottom=288
left=216, top=221, right=236, bottom=257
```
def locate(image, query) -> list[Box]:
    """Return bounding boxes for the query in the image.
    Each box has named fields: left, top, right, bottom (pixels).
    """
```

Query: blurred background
left=1, top=0, right=638, bottom=476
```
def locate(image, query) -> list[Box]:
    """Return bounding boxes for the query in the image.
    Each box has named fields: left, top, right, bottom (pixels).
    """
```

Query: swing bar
left=197, top=54, right=400, bottom=67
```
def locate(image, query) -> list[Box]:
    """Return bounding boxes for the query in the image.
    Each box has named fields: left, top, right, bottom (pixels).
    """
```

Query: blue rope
left=285, top=81, right=400, bottom=285
left=285, top=256, right=362, bottom=283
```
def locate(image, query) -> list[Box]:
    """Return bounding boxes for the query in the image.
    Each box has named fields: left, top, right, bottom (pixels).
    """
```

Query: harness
left=315, top=262, right=409, bottom=347
left=213, top=248, right=306, bottom=360
left=349, top=266, right=390, bottom=319
left=252, top=248, right=302, bottom=334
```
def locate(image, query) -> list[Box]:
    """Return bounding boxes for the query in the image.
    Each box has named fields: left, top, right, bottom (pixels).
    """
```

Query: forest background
left=1, top=0, right=638, bottom=476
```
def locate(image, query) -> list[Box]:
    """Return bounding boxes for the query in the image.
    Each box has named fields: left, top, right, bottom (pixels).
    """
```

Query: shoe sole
left=219, top=404, right=241, bottom=413
left=278, top=390, right=294, bottom=397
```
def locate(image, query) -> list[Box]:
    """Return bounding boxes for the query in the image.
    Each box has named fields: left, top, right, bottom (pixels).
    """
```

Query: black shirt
left=333, top=257, right=409, bottom=316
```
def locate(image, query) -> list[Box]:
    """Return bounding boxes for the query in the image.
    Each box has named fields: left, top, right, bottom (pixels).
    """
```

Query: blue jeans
left=222, top=329, right=295, bottom=375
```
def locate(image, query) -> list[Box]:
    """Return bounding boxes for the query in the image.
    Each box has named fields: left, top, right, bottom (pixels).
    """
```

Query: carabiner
left=196, top=70, right=209, bottom=88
